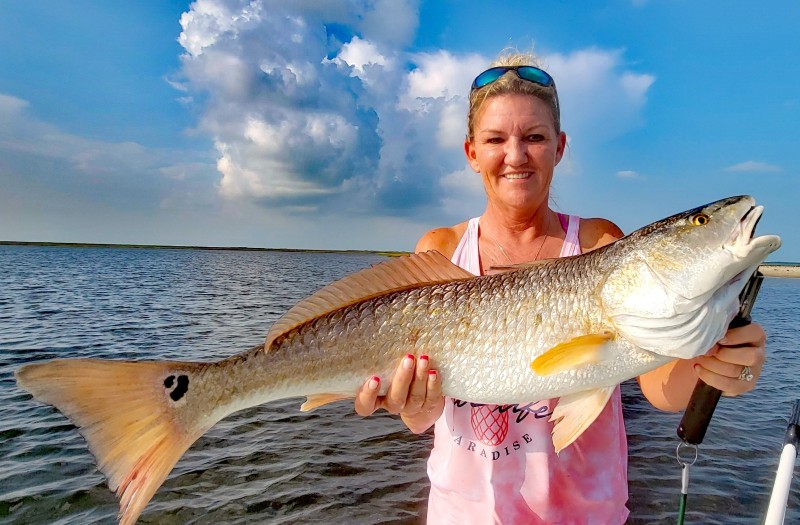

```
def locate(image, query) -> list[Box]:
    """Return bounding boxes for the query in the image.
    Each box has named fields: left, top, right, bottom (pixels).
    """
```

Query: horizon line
left=0, top=240, right=409, bottom=257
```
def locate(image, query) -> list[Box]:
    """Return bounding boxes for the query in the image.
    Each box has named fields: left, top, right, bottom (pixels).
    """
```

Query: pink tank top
left=427, top=214, right=629, bottom=524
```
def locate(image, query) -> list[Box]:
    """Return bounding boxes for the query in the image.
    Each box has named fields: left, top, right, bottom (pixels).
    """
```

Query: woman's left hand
left=693, top=322, right=766, bottom=396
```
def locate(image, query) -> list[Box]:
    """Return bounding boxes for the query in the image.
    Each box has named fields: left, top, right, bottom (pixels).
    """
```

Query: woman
left=355, top=51, right=766, bottom=524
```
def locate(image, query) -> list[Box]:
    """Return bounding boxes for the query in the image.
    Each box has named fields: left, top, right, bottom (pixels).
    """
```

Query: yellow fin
left=265, top=250, right=474, bottom=348
left=530, top=333, right=614, bottom=376
left=300, top=393, right=353, bottom=411
left=15, top=358, right=211, bottom=525
left=551, top=386, right=616, bottom=454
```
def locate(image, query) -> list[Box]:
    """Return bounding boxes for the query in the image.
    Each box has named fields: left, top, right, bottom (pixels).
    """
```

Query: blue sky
left=0, top=0, right=797, bottom=261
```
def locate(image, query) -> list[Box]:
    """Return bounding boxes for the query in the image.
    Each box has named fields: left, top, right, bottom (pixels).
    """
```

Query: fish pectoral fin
left=530, top=332, right=614, bottom=376
left=301, top=393, right=353, bottom=411
left=550, top=386, right=616, bottom=454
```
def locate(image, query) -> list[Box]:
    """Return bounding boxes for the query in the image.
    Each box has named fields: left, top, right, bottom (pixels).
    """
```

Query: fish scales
left=223, top=250, right=615, bottom=408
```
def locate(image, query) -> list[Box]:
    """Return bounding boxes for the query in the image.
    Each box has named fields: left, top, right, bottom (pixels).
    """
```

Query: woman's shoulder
left=415, top=221, right=470, bottom=258
left=577, top=216, right=625, bottom=252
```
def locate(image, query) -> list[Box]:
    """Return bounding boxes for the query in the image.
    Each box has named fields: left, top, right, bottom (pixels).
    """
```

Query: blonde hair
left=466, top=50, right=560, bottom=142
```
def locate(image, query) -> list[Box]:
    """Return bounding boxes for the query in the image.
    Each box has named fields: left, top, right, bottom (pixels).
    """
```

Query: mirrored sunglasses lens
left=473, top=68, right=508, bottom=89
left=517, top=66, right=553, bottom=86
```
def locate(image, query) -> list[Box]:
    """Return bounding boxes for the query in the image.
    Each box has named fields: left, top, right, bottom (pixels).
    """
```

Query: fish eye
left=691, top=213, right=710, bottom=226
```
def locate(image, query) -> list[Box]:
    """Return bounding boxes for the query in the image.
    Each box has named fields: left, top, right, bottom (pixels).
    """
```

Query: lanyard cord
left=677, top=465, right=689, bottom=525
left=676, top=442, right=698, bottom=525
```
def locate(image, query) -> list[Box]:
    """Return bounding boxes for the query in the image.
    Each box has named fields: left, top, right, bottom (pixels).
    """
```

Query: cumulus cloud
left=724, top=160, right=782, bottom=173
left=400, top=51, right=484, bottom=108
left=616, top=170, right=642, bottom=179
left=177, top=0, right=457, bottom=215
left=176, top=0, right=655, bottom=220
left=332, top=36, right=389, bottom=74
left=546, top=49, right=655, bottom=145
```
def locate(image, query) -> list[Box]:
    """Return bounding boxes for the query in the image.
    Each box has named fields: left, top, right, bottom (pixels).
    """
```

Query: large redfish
left=15, top=195, right=780, bottom=524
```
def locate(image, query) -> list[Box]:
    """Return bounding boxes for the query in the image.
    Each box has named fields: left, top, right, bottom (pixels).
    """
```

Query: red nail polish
left=406, top=353, right=415, bottom=360
left=420, top=355, right=429, bottom=361
left=428, top=370, right=437, bottom=377
left=372, top=375, right=381, bottom=382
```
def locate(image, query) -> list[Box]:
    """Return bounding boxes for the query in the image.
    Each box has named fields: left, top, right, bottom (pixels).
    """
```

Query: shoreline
left=0, top=240, right=410, bottom=258
left=759, top=264, right=800, bottom=278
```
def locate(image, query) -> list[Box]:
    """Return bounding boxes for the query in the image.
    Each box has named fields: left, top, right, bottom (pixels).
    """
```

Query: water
left=0, top=245, right=798, bottom=524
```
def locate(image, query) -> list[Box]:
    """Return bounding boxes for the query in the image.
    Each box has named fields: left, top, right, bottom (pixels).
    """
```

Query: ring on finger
left=738, top=365, right=754, bottom=382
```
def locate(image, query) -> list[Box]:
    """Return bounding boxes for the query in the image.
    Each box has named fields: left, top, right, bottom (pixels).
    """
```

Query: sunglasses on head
left=470, top=65, right=556, bottom=91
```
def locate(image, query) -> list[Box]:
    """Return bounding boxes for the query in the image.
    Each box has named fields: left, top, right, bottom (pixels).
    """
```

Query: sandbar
left=759, top=264, right=800, bottom=278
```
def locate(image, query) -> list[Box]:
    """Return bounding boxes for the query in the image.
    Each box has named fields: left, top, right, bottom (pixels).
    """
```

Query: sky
left=0, top=1, right=797, bottom=261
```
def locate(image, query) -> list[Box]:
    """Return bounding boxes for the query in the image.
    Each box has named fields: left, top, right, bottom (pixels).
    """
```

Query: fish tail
left=15, top=358, right=213, bottom=525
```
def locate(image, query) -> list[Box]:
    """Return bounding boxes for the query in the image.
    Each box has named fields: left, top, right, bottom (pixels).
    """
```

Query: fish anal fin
left=300, top=393, right=353, bottom=411
left=265, top=250, right=474, bottom=348
left=15, top=358, right=212, bottom=525
left=550, top=386, right=616, bottom=454
left=530, top=332, right=614, bottom=376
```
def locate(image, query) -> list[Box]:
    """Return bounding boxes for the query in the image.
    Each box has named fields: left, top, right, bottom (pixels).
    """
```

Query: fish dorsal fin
left=265, top=250, right=474, bottom=348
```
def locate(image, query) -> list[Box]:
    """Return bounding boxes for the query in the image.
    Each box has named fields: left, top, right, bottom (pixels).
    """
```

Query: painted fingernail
left=368, top=376, right=380, bottom=390
left=420, top=355, right=429, bottom=361
left=428, top=370, right=437, bottom=378
left=403, top=355, right=414, bottom=369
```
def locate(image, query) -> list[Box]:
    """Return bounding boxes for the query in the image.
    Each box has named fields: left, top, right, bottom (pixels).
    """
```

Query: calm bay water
left=0, top=245, right=798, bottom=524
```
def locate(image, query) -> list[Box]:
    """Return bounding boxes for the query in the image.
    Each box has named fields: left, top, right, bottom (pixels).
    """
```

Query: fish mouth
left=724, top=203, right=781, bottom=284
left=740, top=205, right=761, bottom=241
left=724, top=205, right=763, bottom=258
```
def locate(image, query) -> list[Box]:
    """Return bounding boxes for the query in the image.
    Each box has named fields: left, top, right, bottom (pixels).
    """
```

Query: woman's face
left=465, top=93, right=566, bottom=214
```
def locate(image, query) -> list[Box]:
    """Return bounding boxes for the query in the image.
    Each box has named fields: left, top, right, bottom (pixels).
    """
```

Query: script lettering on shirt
left=448, top=399, right=554, bottom=461
left=452, top=399, right=553, bottom=423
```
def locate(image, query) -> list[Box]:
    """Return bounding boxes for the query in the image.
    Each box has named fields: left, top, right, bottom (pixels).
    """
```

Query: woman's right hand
left=354, top=354, right=445, bottom=434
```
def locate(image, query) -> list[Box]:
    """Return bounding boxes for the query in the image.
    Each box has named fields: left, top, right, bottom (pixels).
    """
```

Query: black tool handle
left=786, top=400, right=800, bottom=450
left=676, top=272, right=764, bottom=445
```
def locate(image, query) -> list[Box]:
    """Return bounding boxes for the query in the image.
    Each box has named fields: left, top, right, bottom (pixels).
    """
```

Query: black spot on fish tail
left=164, top=375, right=175, bottom=389
left=169, top=375, right=189, bottom=402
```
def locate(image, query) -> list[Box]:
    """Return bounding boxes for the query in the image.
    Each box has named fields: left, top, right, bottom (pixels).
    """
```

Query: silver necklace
left=485, top=219, right=550, bottom=265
